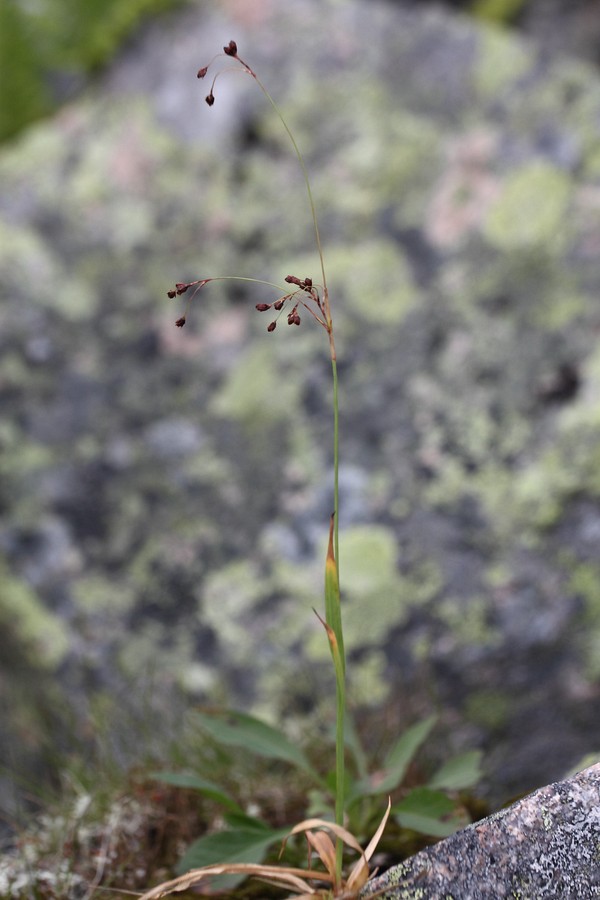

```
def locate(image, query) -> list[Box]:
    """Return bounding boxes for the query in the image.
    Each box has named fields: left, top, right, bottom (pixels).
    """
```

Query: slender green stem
left=334, top=644, right=345, bottom=878
left=246, top=56, right=345, bottom=881
left=332, top=355, right=343, bottom=877
left=332, top=356, right=340, bottom=581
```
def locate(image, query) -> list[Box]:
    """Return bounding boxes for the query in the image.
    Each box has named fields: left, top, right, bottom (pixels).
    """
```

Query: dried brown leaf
left=138, top=862, right=326, bottom=899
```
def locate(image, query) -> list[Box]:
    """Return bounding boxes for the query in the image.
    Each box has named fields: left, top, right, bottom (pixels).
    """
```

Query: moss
left=464, top=689, right=511, bottom=730
left=483, top=161, right=571, bottom=251
left=568, top=562, right=600, bottom=620
left=567, top=562, right=600, bottom=679
left=471, top=0, right=527, bottom=25
left=0, top=0, right=189, bottom=143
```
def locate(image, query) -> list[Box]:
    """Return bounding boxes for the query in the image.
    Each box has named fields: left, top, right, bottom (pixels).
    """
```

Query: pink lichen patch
left=425, top=129, right=501, bottom=249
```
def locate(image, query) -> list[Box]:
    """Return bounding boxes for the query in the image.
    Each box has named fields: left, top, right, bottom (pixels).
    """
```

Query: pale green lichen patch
left=483, top=161, right=571, bottom=251
left=210, top=344, right=300, bottom=424
left=200, top=559, right=266, bottom=648
left=348, top=649, right=389, bottom=705
left=0, top=562, right=69, bottom=667
left=435, top=595, right=499, bottom=649
left=324, top=241, right=419, bottom=327
left=339, top=527, right=443, bottom=647
left=0, top=219, right=98, bottom=321
left=472, top=25, right=531, bottom=99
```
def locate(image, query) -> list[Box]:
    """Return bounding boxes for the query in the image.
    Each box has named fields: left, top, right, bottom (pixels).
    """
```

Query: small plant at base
left=143, top=39, right=482, bottom=899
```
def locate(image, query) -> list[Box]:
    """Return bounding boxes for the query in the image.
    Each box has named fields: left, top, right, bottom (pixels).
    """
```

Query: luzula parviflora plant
left=142, top=40, right=388, bottom=899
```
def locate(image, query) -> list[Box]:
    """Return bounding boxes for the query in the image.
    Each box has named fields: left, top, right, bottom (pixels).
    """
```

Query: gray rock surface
left=2, top=0, right=600, bottom=811
left=362, top=763, right=600, bottom=899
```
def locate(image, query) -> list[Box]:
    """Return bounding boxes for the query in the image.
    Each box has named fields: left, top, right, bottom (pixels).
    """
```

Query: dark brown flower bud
left=197, top=66, right=208, bottom=79
left=206, top=92, right=215, bottom=106
left=303, top=277, right=312, bottom=287
left=175, top=283, right=189, bottom=295
left=267, top=321, right=277, bottom=332
left=167, top=289, right=177, bottom=299
left=223, top=40, right=238, bottom=56
left=273, top=299, right=285, bottom=311
left=175, top=317, right=186, bottom=327
left=285, top=275, right=302, bottom=286
left=293, top=314, right=301, bottom=326
left=255, top=303, right=271, bottom=312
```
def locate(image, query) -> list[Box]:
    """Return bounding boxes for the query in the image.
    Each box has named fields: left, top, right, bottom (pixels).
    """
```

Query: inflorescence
left=168, top=274, right=328, bottom=333
left=197, top=40, right=253, bottom=107
left=167, top=40, right=331, bottom=337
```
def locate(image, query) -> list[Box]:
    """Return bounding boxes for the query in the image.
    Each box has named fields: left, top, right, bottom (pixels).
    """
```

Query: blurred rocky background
left=2, top=0, right=600, bottom=838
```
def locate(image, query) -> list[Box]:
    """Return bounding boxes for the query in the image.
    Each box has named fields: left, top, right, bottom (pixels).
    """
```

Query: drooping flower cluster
left=255, top=275, right=328, bottom=333
left=167, top=274, right=328, bottom=334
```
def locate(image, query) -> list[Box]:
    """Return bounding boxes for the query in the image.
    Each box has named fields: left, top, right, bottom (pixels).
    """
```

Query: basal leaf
left=194, top=710, right=320, bottom=780
left=223, top=811, right=272, bottom=831
left=149, top=771, right=242, bottom=812
left=428, top=750, right=483, bottom=791
left=176, top=825, right=289, bottom=890
left=376, top=714, right=437, bottom=793
left=393, top=787, right=465, bottom=838
left=344, top=713, right=369, bottom=781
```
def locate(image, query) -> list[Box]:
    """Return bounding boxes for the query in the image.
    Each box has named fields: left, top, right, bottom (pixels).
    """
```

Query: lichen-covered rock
left=1, top=0, right=600, bottom=806
left=361, top=762, right=600, bottom=899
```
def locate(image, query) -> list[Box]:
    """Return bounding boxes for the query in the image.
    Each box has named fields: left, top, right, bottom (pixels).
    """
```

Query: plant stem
left=331, top=354, right=340, bottom=582
left=249, top=58, right=345, bottom=880
left=330, top=353, right=345, bottom=882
